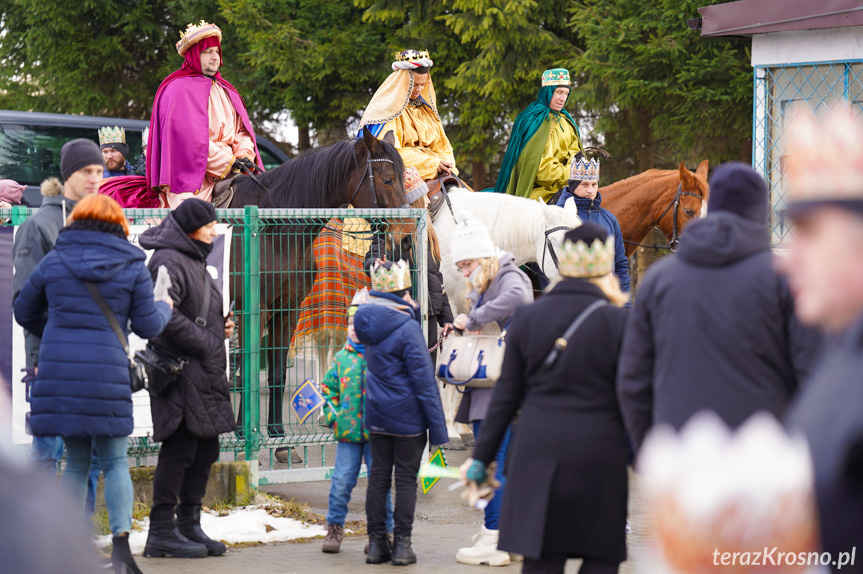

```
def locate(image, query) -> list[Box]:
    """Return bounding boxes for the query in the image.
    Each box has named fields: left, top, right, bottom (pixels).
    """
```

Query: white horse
left=432, top=189, right=581, bottom=443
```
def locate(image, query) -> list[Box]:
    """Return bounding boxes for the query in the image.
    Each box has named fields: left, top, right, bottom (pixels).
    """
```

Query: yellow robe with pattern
left=380, top=103, right=458, bottom=181
left=529, top=117, right=582, bottom=203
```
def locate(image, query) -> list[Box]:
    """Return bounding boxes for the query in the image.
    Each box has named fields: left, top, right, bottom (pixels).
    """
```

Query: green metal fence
left=753, top=60, right=863, bottom=244
left=4, top=205, right=429, bottom=482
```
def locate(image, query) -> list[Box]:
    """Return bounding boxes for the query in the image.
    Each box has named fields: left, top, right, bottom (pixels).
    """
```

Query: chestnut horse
left=602, top=160, right=710, bottom=257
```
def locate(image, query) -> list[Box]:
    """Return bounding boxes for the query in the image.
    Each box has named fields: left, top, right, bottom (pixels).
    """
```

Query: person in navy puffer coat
left=353, top=259, right=448, bottom=566
left=553, top=155, right=630, bottom=292
left=14, top=194, right=172, bottom=574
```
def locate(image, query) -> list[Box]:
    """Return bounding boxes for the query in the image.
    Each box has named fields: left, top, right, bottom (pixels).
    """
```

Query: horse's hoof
left=274, top=447, right=303, bottom=465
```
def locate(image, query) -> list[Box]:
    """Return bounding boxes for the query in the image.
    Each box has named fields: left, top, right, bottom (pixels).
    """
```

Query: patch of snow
left=96, top=505, right=327, bottom=555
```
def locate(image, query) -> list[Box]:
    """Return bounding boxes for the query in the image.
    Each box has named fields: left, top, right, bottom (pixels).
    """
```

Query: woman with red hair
left=14, top=194, right=173, bottom=574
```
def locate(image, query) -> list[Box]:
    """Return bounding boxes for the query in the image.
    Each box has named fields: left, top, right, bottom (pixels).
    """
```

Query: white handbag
left=435, top=331, right=507, bottom=388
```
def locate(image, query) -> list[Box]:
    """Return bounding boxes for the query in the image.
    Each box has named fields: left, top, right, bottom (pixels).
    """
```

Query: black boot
left=143, top=506, right=208, bottom=558
left=365, top=533, right=392, bottom=564
left=177, top=504, right=227, bottom=556
left=111, top=535, right=143, bottom=574
left=391, top=535, right=417, bottom=566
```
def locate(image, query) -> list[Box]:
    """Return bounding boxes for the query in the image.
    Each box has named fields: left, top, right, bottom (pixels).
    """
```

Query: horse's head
left=653, top=160, right=710, bottom=250
left=348, top=127, right=408, bottom=209
left=535, top=197, right=582, bottom=279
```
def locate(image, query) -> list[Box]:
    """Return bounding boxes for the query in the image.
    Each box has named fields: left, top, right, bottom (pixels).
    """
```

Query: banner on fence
left=7, top=222, right=232, bottom=444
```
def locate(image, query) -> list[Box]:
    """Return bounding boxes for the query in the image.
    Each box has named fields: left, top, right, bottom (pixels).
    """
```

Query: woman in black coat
left=466, top=224, right=630, bottom=574
left=139, top=199, right=236, bottom=559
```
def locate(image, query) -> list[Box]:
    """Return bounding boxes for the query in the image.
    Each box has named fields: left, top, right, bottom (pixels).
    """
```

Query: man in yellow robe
left=359, top=49, right=458, bottom=182
left=493, top=68, right=583, bottom=203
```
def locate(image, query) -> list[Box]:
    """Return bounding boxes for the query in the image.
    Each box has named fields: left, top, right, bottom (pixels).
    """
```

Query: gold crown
left=395, top=49, right=431, bottom=63
left=570, top=155, right=599, bottom=182
left=176, top=21, right=222, bottom=56
left=371, top=260, right=412, bottom=293
left=558, top=237, right=615, bottom=278
left=784, top=106, right=863, bottom=204
left=98, top=126, right=126, bottom=146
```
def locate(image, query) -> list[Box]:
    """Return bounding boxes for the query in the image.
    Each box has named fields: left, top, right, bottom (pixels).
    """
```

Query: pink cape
left=146, top=37, right=263, bottom=196
left=99, top=176, right=160, bottom=208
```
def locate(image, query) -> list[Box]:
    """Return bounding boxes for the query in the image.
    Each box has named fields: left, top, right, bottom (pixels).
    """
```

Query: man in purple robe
left=147, top=21, right=263, bottom=208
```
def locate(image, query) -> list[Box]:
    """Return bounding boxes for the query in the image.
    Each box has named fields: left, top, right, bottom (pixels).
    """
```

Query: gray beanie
left=60, top=139, right=104, bottom=181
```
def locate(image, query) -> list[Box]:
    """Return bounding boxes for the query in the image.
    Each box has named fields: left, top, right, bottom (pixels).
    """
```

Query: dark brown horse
left=602, top=160, right=710, bottom=257
left=226, top=128, right=406, bottom=438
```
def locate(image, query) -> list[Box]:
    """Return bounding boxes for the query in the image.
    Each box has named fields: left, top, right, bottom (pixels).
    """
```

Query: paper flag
left=290, top=379, right=325, bottom=424
left=421, top=447, right=449, bottom=494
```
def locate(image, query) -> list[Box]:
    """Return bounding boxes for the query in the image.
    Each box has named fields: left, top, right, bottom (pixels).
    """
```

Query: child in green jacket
left=321, top=289, right=393, bottom=553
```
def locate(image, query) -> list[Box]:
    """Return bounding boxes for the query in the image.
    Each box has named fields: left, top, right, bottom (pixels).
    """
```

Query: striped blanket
left=290, top=218, right=371, bottom=360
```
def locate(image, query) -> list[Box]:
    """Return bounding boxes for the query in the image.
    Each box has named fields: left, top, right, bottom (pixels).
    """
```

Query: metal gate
left=4, top=205, right=429, bottom=486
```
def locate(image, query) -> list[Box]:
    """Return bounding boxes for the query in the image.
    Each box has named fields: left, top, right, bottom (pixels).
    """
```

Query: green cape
left=491, top=86, right=580, bottom=197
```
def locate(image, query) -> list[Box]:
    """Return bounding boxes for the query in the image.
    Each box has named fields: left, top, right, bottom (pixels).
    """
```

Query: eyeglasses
left=455, top=261, right=476, bottom=272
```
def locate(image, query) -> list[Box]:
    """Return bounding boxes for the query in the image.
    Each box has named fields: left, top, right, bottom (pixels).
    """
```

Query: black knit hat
left=173, top=198, right=217, bottom=233
left=707, top=162, right=768, bottom=224
left=60, top=139, right=104, bottom=181
left=564, top=222, right=609, bottom=245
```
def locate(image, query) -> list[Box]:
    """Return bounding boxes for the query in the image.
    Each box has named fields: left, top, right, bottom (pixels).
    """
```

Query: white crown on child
left=371, top=260, right=412, bottom=293
left=558, top=237, right=614, bottom=278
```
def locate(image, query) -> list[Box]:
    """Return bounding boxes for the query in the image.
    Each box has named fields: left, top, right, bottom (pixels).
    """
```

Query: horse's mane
left=233, top=138, right=401, bottom=208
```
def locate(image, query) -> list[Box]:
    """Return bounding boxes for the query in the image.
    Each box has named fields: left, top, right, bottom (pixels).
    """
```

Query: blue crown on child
left=570, top=155, right=600, bottom=182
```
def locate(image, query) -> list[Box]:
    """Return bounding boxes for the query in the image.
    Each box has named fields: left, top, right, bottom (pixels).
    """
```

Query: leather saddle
left=427, top=174, right=473, bottom=220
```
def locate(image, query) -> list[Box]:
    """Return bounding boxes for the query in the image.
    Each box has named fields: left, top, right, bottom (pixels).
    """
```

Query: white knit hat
left=451, top=211, right=496, bottom=263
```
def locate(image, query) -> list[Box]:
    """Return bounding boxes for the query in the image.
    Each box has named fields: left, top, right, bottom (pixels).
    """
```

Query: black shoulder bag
left=83, top=281, right=148, bottom=393
left=540, top=299, right=608, bottom=372
left=136, top=271, right=211, bottom=396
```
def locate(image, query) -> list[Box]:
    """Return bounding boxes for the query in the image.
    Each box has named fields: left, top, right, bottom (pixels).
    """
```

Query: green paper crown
left=542, top=68, right=570, bottom=87
left=558, top=237, right=614, bottom=279
left=371, top=260, right=412, bottom=293
left=98, top=126, right=126, bottom=146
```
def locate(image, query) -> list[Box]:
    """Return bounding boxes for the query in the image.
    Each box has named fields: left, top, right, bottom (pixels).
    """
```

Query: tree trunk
left=471, top=161, right=487, bottom=190
left=298, top=126, right=311, bottom=152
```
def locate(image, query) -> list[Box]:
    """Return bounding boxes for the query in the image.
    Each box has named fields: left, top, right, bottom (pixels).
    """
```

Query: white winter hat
left=451, top=210, right=496, bottom=263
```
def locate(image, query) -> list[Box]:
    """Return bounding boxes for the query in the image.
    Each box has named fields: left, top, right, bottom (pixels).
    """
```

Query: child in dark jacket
left=354, top=260, right=449, bottom=566
left=320, top=288, right=393, bottom=553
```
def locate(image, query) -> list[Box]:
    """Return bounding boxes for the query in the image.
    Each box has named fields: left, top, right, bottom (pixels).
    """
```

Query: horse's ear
left=382, top=130, right=396, bottom=146
left=678, top=161, right=697, bottom=188
left=695, top=159, right=709, bottom=180
left=361, top=126, right=379, bottom=152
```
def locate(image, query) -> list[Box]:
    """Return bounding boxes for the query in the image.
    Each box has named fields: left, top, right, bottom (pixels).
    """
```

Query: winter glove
left=153, top=265, right=172, bottom=306
left=21, top=367, right=36, bottom=402
left=466, top=459, right=488, bottom=484
left=232, top=157, right=258, bottom=174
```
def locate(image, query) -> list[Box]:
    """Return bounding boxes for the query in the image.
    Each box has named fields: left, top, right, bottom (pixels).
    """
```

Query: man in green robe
left=493, top=68, right=583, bottom=203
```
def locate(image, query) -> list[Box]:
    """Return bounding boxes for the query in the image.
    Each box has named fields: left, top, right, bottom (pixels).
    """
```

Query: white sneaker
left=455, top=526, right=511, bottom=566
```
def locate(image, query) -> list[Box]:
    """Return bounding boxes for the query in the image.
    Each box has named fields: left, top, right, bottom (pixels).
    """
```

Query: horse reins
left=623, top=183, right=704, bottom=252
left=541, top=226, right=574, bottom=274
left=347, top=151, right=408, bottom=209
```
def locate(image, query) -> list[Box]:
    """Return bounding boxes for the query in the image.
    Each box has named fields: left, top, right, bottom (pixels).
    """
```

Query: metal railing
left=753, top=60, right=863, bottom=244
left=4, top=205, right=429, bottom=483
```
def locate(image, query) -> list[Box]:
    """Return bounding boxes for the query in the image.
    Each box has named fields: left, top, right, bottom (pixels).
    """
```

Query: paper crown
left=395, top=49, right=431, bottom=64
left=558, top=236, right=614, bottom=278
left=570, top=155, right=599, bottom=182
left=347, top=287, right=369, bottom=318
left=404, top=166, right=430, bottom=203
left=98, top=126, right=126, bottom=147
left=371, top=259, right=412, bottom=293
left=176, top=21, right=222, bottom=57
left=542, top=68, right=570, bottom=87
left=784, top=106, right=863, bottom=207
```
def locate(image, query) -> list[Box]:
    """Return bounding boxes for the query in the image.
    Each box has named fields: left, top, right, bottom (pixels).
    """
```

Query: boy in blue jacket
left=354, top=260, right=449, bottom=566
left=553, top=154, right=631, bottom=292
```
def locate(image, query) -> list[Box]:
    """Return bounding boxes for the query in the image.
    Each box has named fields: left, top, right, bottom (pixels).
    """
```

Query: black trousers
left=366, top=432, right=426, bottom=537
left=152, top=421, right=220, bottom=511
left=522, top=556, right=619, bottom=574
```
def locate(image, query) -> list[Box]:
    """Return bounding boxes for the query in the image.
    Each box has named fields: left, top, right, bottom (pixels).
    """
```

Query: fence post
left=243, top=205, right=261, bottom=479
left=11, top=205, right=27, bottom=225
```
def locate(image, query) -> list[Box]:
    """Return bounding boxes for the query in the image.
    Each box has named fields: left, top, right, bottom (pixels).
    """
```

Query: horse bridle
left=347, top=151, right=409, bottom=209
left=541, top=226, right=574, bottom=274
left=623, top=183, right=704, bottom=252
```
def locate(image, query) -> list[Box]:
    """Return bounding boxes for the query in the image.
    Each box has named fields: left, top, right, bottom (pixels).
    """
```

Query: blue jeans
left=473, top=420, right=511, bottom=531
left=62, top=436, right=133, bottom=536
left=32, top=436, right=100, bottom=517
left=327, top=441, right=393, bottom=532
